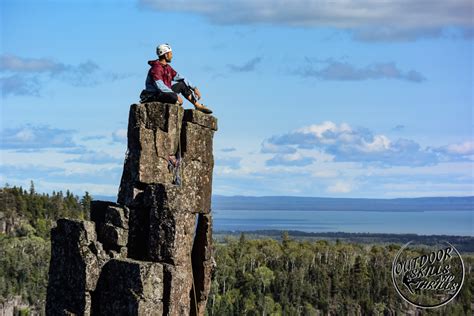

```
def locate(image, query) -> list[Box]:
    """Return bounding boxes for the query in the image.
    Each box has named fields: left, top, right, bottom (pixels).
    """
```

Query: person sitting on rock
left=140, top=43, right=213, bottom=114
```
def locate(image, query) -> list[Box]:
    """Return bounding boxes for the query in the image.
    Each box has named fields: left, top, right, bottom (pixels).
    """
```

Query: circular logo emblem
left=392, top=241, right=465, bottom=309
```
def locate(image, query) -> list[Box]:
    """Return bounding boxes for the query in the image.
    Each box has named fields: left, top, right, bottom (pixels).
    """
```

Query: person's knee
left=171, top=81, right=186, bottom=94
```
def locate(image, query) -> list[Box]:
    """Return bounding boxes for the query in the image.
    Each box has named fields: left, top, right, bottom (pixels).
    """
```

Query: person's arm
left=173, top=72, right=196, bottom=90
left=155, top=80, right=174, bottom=93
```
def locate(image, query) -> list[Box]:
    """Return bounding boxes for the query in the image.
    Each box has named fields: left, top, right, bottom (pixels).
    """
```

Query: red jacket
left=145, top=59, right=195, bottom=93
left=147, top=59, right=177, bottom=89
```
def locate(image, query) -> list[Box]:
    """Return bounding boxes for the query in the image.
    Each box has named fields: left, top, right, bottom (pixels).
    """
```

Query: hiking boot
left=195, top=104, right=213, bottom=114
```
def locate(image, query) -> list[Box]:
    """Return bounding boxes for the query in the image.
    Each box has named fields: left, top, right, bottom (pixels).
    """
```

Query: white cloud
left=140, top=0, right=473, bottom=41
left=297, top=61, right=426, bottom=82
left=1, top=54, right=128, bottom=97
left=14, top=128, right=35, bottom=142
left=299, top=121, right=341, bottom=138
left=361, top=135, right=391, bottom=153
left=440, top=141, right=474, bottom=155
left=33, top=179, right=119, bottom=197
left=312, top=169, right=340, bottom=178
left=1, top=125, right=77, bottom=149
left=266, top=152, right=314, bottom=167
left=66, top=151, right=123, bottom=165
left=327, top=181, right=354, bottom=194
left=261, top=140, right=296, bottom=154
left=112, top=128, right=128, bottom=143
left=263, top=121, right=473, bottom=166
left=0, top=55, right=65, bottom=73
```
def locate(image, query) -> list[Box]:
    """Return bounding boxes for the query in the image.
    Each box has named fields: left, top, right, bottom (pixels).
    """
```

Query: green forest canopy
left=0, top=183, right=472, bottom=315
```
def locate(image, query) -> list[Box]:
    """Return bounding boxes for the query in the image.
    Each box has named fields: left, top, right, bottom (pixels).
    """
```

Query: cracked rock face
left=92, top=259, right=164, bottom=315
left=46, top=219, right=109, bottom=315
left=46, top=102, right=217, bottom=316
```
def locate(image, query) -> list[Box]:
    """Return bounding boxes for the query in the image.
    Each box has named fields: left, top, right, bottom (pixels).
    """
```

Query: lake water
left=212, top=210, right=474, bottom=236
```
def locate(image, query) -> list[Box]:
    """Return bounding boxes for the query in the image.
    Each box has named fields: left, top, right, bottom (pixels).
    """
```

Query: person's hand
left=177, top=95, right=183, bottom=105
left=194, top=87, right=201, bottom=100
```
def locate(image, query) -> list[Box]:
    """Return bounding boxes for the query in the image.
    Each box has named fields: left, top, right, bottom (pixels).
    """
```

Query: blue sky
left=1, top=0, right=473, bottom=198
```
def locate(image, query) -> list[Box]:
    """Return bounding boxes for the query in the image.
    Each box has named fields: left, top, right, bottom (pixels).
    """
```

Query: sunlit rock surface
left=46, top=102, right=217, bottom=315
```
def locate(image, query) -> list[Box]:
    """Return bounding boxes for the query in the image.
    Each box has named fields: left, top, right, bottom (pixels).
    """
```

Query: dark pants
left=140, top=81, right=195, bottom=104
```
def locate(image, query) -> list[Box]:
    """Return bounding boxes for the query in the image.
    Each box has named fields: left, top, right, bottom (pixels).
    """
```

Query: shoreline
left=213, top=229, right=474, bottom=253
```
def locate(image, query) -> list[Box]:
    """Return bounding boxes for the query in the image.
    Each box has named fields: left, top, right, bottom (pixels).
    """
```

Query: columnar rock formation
left=46, top=102, right=217, bottom=315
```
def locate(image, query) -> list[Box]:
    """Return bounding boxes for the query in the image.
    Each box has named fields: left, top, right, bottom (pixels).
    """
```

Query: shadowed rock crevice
left=46, top=102, right=217, bottom=315
left=190, top=213, right=214, bottom=316
left=126, top=190, right=149, bottom=261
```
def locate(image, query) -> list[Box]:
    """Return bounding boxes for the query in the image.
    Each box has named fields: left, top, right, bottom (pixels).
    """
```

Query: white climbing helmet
left=157, top=43, right=172, bottom=56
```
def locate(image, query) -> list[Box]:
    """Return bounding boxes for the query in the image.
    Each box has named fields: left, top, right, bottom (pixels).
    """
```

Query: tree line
left=207, top=233, right=473, bottom=315
left=0, top=183, right=90, bottom=313
left=0, top=184, right=472, bottom=315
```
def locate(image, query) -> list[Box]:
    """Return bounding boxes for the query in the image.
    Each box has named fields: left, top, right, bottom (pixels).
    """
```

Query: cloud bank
left=227, top=57, right=262, bottom=72
left=139, top=0, right=473, bottom=41
left=1, top=125, right=77, bottom=150
left=66, top=151, right=123, bottom=165
left=0, top=164, right=123, bottom=186
left=0, top=55, right=126, bottom=97
left=262, top=121, right=473, bottom=167
left=297, top=60, right=425, bottom=82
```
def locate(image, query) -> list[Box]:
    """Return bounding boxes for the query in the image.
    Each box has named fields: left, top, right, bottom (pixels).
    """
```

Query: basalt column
left=118, top=102, right=217, bottom=316
left=46, top=102, right=217, bottom=316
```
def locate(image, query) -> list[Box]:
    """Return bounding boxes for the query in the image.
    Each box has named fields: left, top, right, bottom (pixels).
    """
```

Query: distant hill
left=213, top=229, right=474, bottom=252
left=211, top=195, right=474, bottom=211
left=92, top=194, right=116, bottom=202
left=92, top=194, right=474, bottom=212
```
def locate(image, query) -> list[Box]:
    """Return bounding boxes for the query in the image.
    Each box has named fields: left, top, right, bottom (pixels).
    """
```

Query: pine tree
left=80, top=192, right=93, bottom=220
left=29, top=181, right=35, bottom=195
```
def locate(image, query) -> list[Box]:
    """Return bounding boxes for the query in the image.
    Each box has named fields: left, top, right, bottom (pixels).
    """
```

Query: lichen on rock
left=46, top=102, right=217, bottom=315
